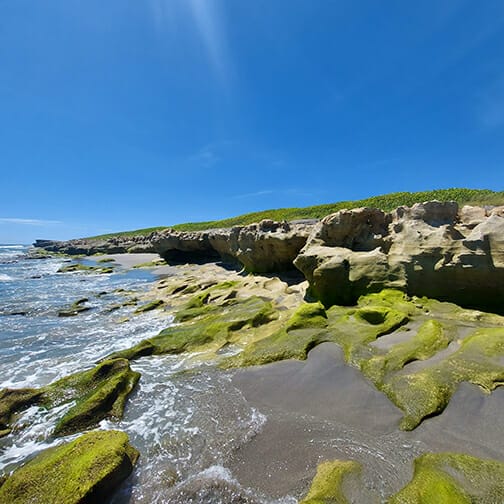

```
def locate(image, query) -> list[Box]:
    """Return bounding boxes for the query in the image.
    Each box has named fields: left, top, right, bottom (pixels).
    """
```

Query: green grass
left=86, top=188, right=504, bottom=239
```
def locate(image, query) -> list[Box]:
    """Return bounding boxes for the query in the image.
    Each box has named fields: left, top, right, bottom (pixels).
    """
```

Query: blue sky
left=1, top=1, right=504, bottom=243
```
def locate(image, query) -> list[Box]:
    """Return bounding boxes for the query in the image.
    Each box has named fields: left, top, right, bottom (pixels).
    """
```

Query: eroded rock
left=295, top=202, right=504, bottom=311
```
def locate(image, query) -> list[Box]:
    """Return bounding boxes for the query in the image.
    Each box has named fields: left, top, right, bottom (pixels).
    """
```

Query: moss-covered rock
left=132, top=259, right=166, bottom=268
left=58, top=298, right=92, bottom=317
left=225, top=302, right=329, bottom=367
left=361, top=320, right=450, bottom=385
left=97, top=257, right=115, bottom=263
left=383, top=327, right=504, bottom=430
left=109, top=295, right=277, bottom=361
left=57, top=263, right=114, bottom=274
left=0, top=359, right=140, bottom=437
left=300, top=459, right=362, bottom=504
left=0, top=388, right=42, bottom=438
left=133, top=299, right=164, bottom=314
left=389, top=452, right=504, bottom=503
left=0, top=430, right=139, bottom=504
left=47, top=359, right=140, bottom=436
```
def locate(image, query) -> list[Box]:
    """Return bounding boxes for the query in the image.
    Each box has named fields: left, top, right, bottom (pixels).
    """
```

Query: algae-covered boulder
left=0, top=359, right=140, bottom=437
left=47, top=359, right=140, bottom=436
left=389, top=452, right=504, bottom=503
left=0, top=430, right=139, bottom=504
left=300, top=459, right=362, bottom=504
left=0, top=388, right=42, bottom=438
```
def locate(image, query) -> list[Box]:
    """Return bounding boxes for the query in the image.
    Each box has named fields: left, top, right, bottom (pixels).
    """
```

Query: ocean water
left=0, top=245, right=293, bottom=504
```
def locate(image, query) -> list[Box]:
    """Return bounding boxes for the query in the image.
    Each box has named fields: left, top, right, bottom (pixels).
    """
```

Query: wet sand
left=230, top=343, right=416, bottom=501
left=91, top=253, right=161, bottom=268
left=230, top=343, right=504, bottom=501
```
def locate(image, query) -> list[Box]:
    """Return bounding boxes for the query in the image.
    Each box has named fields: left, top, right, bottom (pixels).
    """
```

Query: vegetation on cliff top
left=86, top=188, right=504, bottom=239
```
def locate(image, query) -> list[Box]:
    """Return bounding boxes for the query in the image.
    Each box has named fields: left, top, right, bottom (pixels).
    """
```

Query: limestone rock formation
left=294, top=202, right=504, bottom=312
left=153, top=220, right=313, bottom=272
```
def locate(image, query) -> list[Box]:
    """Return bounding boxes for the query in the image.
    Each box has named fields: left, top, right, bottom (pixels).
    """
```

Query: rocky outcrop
left=34, top=202, right=504, bottom=309
left=0, top=430, right=139, bottom=504
left=34, top=220, right=314, bottom=273
left=33, top=234, right=157, bottom=255
left=294, top=202, right=504, bottom=312
left=152, top=220, right=313, bottom=272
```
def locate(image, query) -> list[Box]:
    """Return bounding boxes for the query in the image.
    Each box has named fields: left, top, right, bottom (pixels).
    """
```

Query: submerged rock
left=0, top=359, right=140, bottom=437
left=0, top=430, right=139, bottom=504
left=58, top=298, right=92, bottom=317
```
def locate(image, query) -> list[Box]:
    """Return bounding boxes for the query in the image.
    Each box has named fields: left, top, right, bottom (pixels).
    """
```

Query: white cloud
left=0, top=218, right=63, bottom=226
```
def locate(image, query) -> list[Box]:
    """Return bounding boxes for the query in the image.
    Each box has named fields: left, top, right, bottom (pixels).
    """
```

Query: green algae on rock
left=109, top=295, right=278, bottom=361
left=222, top=288, right=504, bottom=430
left=389, top=452, right=504, bottom=503
left=224, top=302, right=329, bottom=367
left=0, top=359, right=139, bottom=438
left=361, top=320, right=450, bottom=386
left=57, top=263, right=114, bottom=274
left=300, top=459, right=362, bottom=504
left=133, top=299, right=164, bottom=314
left=0, top=388, right=42, bottom=438
left=47, top=359, right=140, bottom=436
left=0, top=430, right=139, bottom=504
left=382, top=327, right=504, bottom=430
left=58, top=298, right=92, bottom=317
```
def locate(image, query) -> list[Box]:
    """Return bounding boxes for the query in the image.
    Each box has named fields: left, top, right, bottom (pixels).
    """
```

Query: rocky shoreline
left=35, top=201, right=504, bottom=311
left=2, top=200, right=504, bottom=502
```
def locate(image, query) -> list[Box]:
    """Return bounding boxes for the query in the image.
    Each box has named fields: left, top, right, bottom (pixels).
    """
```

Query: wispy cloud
left=232, top=188, right=317, bottom=199
left=188, top=146, right=221, bottom=168
left=232, top=190, right=275, bottom=199
left=187, top=0, right=231, bottom=84
left=0, top=218, right=63, bottom=226
left=150, top=0, right=232, bottom=86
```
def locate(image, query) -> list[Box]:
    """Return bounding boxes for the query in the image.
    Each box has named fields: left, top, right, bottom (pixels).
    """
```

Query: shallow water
left=0, top=247, right=293, bottom=503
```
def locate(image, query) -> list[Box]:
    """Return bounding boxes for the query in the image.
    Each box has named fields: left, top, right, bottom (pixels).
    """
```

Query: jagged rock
left=0, top=430, right=139, bottom=504
left=295, top=202, right=504, bottom=312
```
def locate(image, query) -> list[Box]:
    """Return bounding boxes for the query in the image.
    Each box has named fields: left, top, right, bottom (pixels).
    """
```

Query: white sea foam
left=0, top=274, right=13, bottom=281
